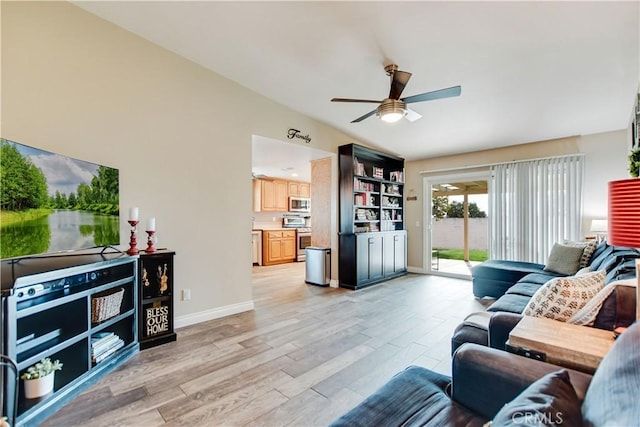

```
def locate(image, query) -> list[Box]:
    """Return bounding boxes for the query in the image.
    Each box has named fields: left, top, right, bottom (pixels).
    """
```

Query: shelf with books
left=91, top=332, right=125, bottom=365
left=339, top=143, right=407, bottom=289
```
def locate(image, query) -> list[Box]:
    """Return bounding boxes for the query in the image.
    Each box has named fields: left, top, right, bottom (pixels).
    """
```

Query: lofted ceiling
left=73, top=1, right=639, bottom=161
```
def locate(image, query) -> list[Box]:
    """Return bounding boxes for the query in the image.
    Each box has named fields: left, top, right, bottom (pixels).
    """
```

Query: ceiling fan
left=331, top=64, right=461, bottom=123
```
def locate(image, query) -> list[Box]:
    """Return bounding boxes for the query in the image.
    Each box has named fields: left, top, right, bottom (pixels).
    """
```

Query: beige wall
left=2, top=1, right=355, bottom=325
left=405, top=130, right=631, bottom=271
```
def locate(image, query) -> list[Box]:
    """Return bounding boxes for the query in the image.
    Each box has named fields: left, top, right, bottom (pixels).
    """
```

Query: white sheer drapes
left=489, top=155, right=584, bottom=263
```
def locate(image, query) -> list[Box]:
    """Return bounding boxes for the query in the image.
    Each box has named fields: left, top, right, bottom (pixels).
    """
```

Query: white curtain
left=489, top=155, right=584, bottom=263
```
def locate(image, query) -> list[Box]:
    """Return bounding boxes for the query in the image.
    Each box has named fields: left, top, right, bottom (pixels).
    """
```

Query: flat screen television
left=0, top=138, right=120, bottom=259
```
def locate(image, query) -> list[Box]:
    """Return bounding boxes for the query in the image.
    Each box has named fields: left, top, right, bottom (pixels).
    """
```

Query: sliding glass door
left=425, top=172, right=490, bottom=278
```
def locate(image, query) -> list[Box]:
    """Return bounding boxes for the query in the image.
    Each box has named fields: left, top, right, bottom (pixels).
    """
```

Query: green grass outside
left=0, top=208, right=53, bottom=225
left=434, top=247, right=488, bottom=262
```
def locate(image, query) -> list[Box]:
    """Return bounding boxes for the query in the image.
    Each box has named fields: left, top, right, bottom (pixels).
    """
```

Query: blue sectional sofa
left=472, top=241, right=639, bottom=304
left=452, top=241, right=639, bottom=353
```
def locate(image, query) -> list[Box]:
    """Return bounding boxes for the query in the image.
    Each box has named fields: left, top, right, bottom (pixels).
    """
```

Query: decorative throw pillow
left=523, top=270, right=606, bottom=322
left=491, top=370, right=583, bottom=427
left=544, top=243, right=587, bottom=275
left=577, top=240, right=598, bottom=268
left=568, top=279, right=636, bottom=326
left=574, top=266, right=591, bottom=276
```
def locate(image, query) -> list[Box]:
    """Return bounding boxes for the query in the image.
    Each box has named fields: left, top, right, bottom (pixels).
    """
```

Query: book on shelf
left=91, top=332, right=123, bottom=358
left=16, top=329, right=62, bottom=353
left=92, top=338, right=125, bottom=363
left=354, top=178, right=375, bottom=192
left=91, top=332, right=116, bottom=349
left=353, top=157, right=366, bottom=176
left=355, top=193, right=376, bottom=206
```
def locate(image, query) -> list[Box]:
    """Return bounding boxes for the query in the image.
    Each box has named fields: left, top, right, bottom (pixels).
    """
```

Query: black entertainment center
left=1, top=252, right=139, bottom=426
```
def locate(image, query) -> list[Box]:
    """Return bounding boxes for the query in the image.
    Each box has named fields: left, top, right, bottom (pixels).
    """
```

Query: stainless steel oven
left=296, top=227, right=312, bottom=262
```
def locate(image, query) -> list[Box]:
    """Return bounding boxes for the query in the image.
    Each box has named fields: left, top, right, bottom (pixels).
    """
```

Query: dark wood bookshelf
left=339, top=143, right=407, bottom=290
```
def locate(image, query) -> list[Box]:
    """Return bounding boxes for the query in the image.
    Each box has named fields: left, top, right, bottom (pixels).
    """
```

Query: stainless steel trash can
left=305, top=247, right=330, bottom=286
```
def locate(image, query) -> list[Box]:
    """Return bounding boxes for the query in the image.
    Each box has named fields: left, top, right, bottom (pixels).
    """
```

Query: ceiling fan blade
left=404, top=108, right=422, bottom=122
left=351, top=109, right=377, bottom=123
left=402, top=85, right=462, bottom=104
left=389, top=70, right=412, bottom=100
left=331, top=98, right=382, bottom=104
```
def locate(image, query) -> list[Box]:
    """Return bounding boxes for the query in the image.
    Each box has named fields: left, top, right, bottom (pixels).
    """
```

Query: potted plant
left=630, top=147, right=640, bottom=178
left=20, top=357, right=62, bottom=399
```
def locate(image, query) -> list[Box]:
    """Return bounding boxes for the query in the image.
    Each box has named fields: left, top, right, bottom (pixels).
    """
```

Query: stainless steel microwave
left=289, top=197, right=311, bottom=212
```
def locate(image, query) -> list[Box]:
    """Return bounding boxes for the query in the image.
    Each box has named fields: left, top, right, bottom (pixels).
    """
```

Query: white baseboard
left=330, top=279, right=339, bottom=288
left=174, top=300, right=255, bottom=329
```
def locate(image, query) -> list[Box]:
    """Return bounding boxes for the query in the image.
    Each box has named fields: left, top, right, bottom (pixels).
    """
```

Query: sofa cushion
left=523, top=270, right=605, bottom=322
left=472, top=260, right=553, bottom=298
left=588, top=240, right=609, bottom=261
left=487, top=294, right=532, bottom=314
left=543, top=243, right=586, bottom=275
left=582, top=322, right=640, bottom=425
left=605, top=258, right=638, bottom=283
left=472, top=260, right=547, bottom=281
left=491, top=369, right=582, bottom=427
left=588, top=245, right=614, bottom=270
left=328, top=366, right=486, bottom=427
left=504, top=281, right=544, bottom=297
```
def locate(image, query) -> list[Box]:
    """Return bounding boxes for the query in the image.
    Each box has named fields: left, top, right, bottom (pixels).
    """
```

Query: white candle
left=147, top=217, right=156, bottom=231
left=129, top=207, right=139, bottom=221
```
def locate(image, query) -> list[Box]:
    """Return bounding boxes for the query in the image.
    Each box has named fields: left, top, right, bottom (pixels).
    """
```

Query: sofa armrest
left=451, top=343, right=591, bottom=419
left=488, top=312, right=523, bottom=350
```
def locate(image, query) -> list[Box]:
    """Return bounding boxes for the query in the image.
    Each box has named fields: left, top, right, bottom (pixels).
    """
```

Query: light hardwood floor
left=43, top=263, right=487, bottom=426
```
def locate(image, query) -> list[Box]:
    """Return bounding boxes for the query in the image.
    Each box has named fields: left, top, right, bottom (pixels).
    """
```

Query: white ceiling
left=74, top=1, right=639, bottom=162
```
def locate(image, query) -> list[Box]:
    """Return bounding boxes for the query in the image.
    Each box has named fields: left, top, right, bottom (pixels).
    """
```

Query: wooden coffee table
left=507, top=316, right=616, bottom=374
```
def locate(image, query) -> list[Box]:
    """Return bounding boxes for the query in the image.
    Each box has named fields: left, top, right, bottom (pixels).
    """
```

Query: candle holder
left=127, top=220, right=139, bottom=255
left=145, top=230, right=157, bottom=253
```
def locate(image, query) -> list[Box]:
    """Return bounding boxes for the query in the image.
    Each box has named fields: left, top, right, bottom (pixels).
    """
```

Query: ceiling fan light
left=377, top=99, right=406, bottom=123
left=380, top=112, right=404, bottom=123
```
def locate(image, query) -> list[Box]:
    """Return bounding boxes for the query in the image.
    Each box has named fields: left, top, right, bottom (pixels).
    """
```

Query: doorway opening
left=251, top=135, right=337, bottom=290
left=425, top=172, right=490, bottom=278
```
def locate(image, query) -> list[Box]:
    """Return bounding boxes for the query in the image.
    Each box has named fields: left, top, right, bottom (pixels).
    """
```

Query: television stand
left=1, top=254, right=139, bottom=426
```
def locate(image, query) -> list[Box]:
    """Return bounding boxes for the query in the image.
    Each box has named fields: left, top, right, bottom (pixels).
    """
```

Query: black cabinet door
left=369, top=234, right=384, bottom=281
left=394, top=232, right=407, bottom=273
left=356, top=233, right=384, bottom=284
left=356, top=234, right=370, bottom=284
left=383, top=231, right=407, bottom=276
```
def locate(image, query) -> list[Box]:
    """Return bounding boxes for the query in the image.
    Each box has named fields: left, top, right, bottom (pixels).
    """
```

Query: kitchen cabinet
left=262, top=230, right=296, bottom=265
left=288, top=181, right=310, bottom=198
left=253, top=179, right=288, bottom=212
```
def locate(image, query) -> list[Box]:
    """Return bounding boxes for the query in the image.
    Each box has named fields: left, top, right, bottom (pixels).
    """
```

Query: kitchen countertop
left=252, top=227, right=291, bottom=231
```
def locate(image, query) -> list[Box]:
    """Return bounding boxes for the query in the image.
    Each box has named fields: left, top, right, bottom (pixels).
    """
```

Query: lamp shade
left=590, top=219, right=608, bottom=232
left=608, top=178, right=640, bottom=247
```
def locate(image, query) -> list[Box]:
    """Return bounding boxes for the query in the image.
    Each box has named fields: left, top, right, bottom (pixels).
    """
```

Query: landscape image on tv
left=0, top=138, right=120, bottom=259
